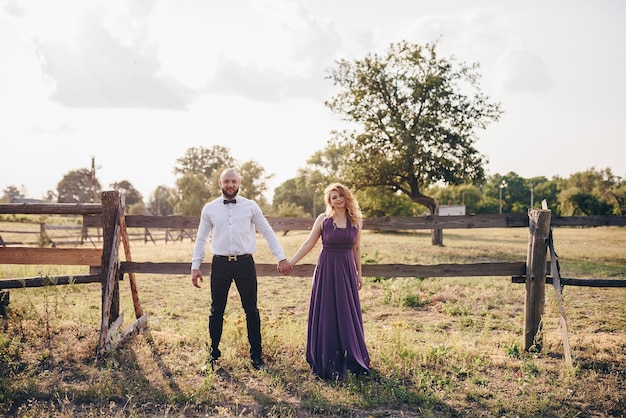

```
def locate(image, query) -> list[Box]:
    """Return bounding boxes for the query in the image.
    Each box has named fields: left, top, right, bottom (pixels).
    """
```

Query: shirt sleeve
left=191, top=204, right=212, bottom=270
left=251, top=202, right=287, bottom=262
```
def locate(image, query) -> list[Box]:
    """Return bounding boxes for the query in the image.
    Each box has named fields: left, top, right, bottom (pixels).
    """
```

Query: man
left=191, top=168, right=291, bottom=371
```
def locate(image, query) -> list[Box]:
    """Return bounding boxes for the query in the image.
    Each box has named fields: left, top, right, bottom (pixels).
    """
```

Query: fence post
left=39, top=222, right=44, bottom=246
left=97, top=191, right=121, bottom=356
left=524, top=208, right=551, bottom=351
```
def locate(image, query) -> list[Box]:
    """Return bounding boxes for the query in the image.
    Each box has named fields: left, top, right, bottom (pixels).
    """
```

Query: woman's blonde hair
left=324, top=183, right=362, bottom=227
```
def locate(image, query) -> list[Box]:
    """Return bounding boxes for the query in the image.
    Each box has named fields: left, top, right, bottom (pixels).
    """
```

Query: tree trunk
left=430, top=203, right=443, bottom=246
left=431, top=228, right=443, bottom=246
left=413, top=194, right=443, bottom=246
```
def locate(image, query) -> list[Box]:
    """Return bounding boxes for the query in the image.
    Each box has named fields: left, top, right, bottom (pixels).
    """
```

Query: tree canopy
left=325, top=40, right=503, bottom=217
left=173, top=145, right=235, bottom=180
left=558, top=167, right=625, bottom=215
left=148, top=185, right=176, bottom=216
left=109, top=180, right=144, bottom=208
left=1, top=185, right=25, bottom=203
left=170, top=145, right=274, bottom=214
left=271, top=144, right=347, bottom=217
left=57, top=168, right=101, bottom=203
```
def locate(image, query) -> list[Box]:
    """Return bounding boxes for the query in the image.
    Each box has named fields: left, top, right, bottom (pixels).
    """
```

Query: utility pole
left=90, top=156, right=101, bottom=203
left=499, top=180, right=507, bottom=214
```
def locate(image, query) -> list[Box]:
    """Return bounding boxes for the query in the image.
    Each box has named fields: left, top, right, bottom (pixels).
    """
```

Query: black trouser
left=208, top=255, right=261, bottom=361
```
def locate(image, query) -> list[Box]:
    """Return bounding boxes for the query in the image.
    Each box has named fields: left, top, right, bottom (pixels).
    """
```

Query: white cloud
left=205, top=53, right=331, bottom=102
left=3, top=0, right=26, bottom=18
left=497, top=49, right=553, bottom=93
left=35, top=8, right=192, bottom=109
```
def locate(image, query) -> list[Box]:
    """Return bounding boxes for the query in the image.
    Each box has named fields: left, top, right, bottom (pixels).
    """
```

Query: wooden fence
left=1, top=192, right=625, bottom=358
left=0, top=221, right=196, bottom=247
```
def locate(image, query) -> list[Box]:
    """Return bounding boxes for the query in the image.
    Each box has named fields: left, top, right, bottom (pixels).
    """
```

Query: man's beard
left=222, top=188, right=239, bottom=200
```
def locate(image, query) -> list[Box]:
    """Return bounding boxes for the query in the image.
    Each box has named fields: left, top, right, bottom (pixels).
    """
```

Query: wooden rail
left=512, top=276, right=626, bottom=287
left=80, top=213, right=626, bottom=231
left=0, top=247, right=102, bottom=266
left=116, top=260, right=528, bottom=278
left=0, top=274, right=102, bottom=289
left=0, top=262, right=530, bottom=289
left=0, top=203, right=102, bottom=215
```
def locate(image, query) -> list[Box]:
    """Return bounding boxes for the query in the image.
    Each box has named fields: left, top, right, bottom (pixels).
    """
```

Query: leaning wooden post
left=118, top=208, right=143, bottom=319
left=524, top=207, right=551, bottom=351
left=97, top=191, right=122, bottom=356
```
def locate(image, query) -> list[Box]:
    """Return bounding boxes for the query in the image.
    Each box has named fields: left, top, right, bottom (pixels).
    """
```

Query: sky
left=1, top=0, right=625, bottom=202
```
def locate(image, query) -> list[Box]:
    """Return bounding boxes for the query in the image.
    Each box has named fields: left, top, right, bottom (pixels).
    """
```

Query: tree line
left=2, top=41, right=625, bottom=225
left=2, top=144, right=624, bottom=219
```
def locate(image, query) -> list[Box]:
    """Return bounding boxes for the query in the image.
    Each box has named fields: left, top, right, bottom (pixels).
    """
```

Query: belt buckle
left=228, top=255, right=237, bottom=262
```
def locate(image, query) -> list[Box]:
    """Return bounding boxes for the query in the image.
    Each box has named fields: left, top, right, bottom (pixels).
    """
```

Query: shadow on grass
left=202, top=363, right=462, bottom=417
left=141, top=329, right=183, bottom=394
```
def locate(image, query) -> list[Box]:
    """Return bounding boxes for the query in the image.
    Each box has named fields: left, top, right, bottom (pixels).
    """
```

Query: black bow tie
left=223, top=199, right=237, bottom=204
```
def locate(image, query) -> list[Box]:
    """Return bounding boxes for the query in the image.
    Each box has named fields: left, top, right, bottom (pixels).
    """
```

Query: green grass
left=0, top=226, right=625, bottom=416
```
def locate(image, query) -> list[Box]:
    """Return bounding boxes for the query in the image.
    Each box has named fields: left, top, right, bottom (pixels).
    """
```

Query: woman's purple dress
left=306, top=217, right=370, bottom=380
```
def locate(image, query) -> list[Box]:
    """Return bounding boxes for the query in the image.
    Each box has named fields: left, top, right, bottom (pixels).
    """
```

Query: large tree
left=148, top=185, right=176, bottom=216
left=109, top=180, right=143, bottom=209
left=172, top=146, right=276, bottom=214
left=172, top=146, right=234, bottom=214
left=237, top=160, right=273, bottom=209
left=172, top=173, right=212, bottom=216
left=2, top=185, right=25, bottom=202
left=558, top=167, right=625, bottom=216
left=272, top=168, right=326, bottom=217
left=57, top=168, right=101, bottom=203
left=273, top=143, right=346, bottom=217
left=326, top=41, right=502, bottom=244
left=173, top=145, right=235, bottom=180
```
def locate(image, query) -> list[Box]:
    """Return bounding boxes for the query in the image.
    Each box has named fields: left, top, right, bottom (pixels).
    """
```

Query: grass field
left=1, top=225, right=625, bottom=417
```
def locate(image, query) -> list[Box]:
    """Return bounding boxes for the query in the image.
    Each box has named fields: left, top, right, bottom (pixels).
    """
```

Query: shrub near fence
left=1, top=193, right=626, bottom=357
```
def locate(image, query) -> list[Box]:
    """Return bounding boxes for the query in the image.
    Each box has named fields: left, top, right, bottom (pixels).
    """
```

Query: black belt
left=214, top=254, right=252, bottom=262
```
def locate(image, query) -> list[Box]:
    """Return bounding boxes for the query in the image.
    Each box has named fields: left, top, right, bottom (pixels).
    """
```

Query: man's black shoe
left=251, top=358, right=268, bottom=371
left=201, top=356, right=220, bottom=374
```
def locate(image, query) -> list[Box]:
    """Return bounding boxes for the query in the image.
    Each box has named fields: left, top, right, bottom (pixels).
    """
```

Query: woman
left=287, top=183, right=370, bottom=380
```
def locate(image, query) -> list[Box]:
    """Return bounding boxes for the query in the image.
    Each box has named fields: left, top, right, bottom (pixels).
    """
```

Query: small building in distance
left=439, top=205, right=466, bottom=216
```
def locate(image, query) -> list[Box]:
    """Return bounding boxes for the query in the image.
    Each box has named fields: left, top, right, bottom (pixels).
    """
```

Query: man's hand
left=277, top=259, right=292, bottom=276
left=192, top=269, right=203, bottom=288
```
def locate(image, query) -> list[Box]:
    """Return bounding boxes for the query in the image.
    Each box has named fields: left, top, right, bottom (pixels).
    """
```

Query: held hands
left=277, top=259, right=293, bottom=276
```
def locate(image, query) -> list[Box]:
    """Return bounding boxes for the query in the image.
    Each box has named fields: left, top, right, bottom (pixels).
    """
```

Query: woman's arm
left=289, top=213, right=325, bottom=266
